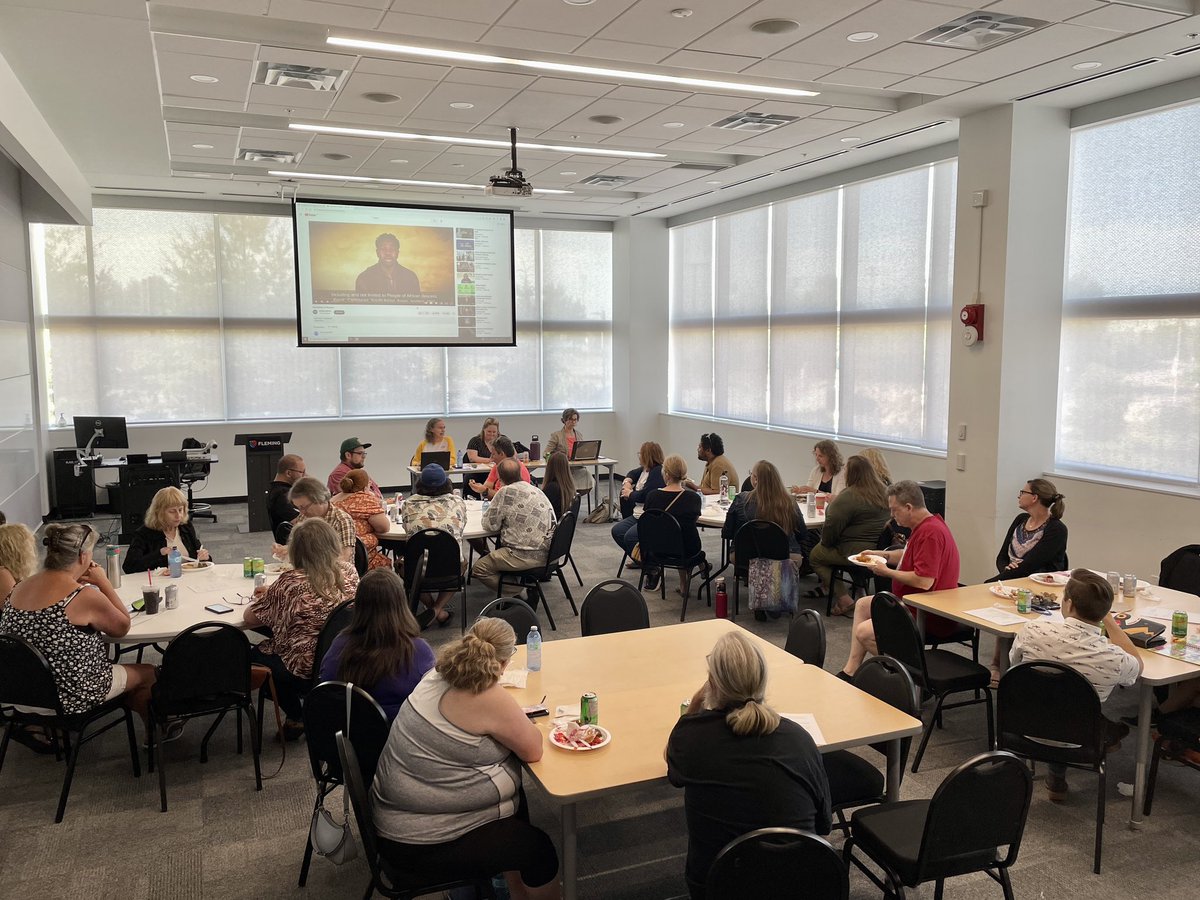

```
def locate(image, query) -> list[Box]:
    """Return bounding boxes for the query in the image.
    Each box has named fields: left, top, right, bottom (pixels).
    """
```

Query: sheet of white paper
left=498, top=668, right=528, bottom=689
left=965, top=607, right=1028, bottom=626
left=555, top=704, right=581, bottom=719
left=782, top=713, right=826, bottom=746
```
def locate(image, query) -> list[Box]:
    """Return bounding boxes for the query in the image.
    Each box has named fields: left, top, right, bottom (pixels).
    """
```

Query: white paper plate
left=549, top=723, right=611, bottom=752
left=989, top=584, right=1020, bottom=599
left=848, top=553, right=886, bottom=568
left=158, top=561, right=213, bottom=575
left=265, top=562, right=293, bottom=575
left=1030, top=572, right=1070, bottom=586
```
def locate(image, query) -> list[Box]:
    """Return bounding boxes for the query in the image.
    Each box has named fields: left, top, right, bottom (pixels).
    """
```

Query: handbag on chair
left=748, top=558, right=799, bottom=614
left=309, top=682, right=359, bottom=865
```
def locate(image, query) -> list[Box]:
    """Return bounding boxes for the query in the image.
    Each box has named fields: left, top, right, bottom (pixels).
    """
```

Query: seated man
left=683, top=432, right=738, bottom=496
left=837, top=480, right=960, bottom=679
left=327, top=437, right=381, bottom=499
left=1010, top=569, right=1141, bottom=800
left=471, top=459, right=554, bottom=594
left=275, top=477, right=356, bottom=564
left=267, top=453, right=305, bottom=544
left=468, top=435, right=531, bottom=499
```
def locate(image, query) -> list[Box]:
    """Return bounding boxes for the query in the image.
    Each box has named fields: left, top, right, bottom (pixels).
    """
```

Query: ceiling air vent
left=1013, top=58, right=1162, bottom=101
left=254, top=62, right=348, bottom=92
left=239, top=149, right=300, bottom=164
left=913, top=12, right=1049, bottom=51
left=581, top=174, right=638, bottom=188
left=711, top=112, right=800, bottom=132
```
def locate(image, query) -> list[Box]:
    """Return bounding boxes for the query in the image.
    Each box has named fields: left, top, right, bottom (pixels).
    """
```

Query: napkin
left=498, top=668, right=528, bottom=689
left=781, top=713, right=826, bottom=745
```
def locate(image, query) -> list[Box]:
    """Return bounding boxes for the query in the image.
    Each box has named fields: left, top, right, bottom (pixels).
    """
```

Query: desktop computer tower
left=51, top=449, right=95, bottom=518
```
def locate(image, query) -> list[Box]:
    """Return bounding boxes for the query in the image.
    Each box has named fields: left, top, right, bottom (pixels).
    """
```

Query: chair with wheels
left=996, top=661, right=1109, bottom=873
left=497, top=511, right=582, bottom=632
left=180, top=437, right=216, bottom=522
left=731, top=520, right=790, bottom=618
left=148, top=622, right=261, bottom=812
left=636, top=509, right=711, bottom=621
left=403, top=529, right=466, bottom=632
left=580, top=579, right=650, bottom=636
left=706, top=828, right=847, bottom=900
left=844, top=750, right=1032, bottom=900
left=476, top=597, right=541, bottom=642
left=297, top=681, right=390, bottom=887
left=335, top=731, right=495, bottom=899
left=0, top=634, right=141, bottom=823
left=870, top=592, right=993, bottom=773
left=783, top=609, right=827, bottom=668
left=824, top=656, right=919, bottom=834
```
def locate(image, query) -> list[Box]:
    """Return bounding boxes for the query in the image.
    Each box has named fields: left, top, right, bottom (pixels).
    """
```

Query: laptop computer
left=421, top=451, right=453, bottom=470
left=570, top=439, right=601, bottom=461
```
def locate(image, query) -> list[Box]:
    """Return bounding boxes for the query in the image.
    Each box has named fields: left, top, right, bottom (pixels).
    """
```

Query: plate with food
left=549, top=721, right=611, bottom=752
left=848, top=552, right=886, bottom=568
left=1030, top=572, right=1071, bottom=586
left=989, top=584, right=1020, bottom=600
left=158, top=560, right=214, bottom=575
left=264, top=562, right=293, bottom=575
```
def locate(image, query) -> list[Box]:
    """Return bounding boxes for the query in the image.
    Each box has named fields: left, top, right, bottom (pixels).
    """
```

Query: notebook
left=570, top=439, right=601, bottom=461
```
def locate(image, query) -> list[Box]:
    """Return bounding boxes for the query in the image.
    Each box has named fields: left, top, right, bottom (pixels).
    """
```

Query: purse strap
left=342, top=682, right=354, bottom=820
left=664, top=490, right=684, bottom=512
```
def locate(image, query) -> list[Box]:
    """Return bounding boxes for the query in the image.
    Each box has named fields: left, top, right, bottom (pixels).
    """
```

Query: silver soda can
left=1122, top=574, right=1137, bottom=600
left=164, top=584, right=178, bottom=610
left=1106, top=571, right=1121, bottom=594
left=254, top=572, right=266, bottom=590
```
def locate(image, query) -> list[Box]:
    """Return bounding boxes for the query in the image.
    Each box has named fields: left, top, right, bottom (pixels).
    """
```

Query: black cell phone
left=204, top=603, right=234, bottom=614
left=523, top=706, right=549, bottom=719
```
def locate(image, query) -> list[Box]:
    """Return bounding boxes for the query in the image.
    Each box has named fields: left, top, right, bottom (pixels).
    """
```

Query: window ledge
left=1046, top=468, right=1200, bottom=501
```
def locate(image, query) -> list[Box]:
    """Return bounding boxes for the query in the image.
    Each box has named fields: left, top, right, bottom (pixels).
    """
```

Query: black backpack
left=1159, top=544, right=1200, bottom=598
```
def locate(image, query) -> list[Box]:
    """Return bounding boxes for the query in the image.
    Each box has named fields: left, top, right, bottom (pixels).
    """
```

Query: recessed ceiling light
left=706, top=180, right=723, bottom=185
left=189, top=74, right=220, bottom=84
left=588, top=114, right=623, bottom=125
left=362, top=91, right=402, bottom=103
left=840, top=136, right=862, bottom=143
left=846, top=32, right=878, bottom=43
left=389, top=158, right=409, bottom=164
left=321, top=152, right=351, bottom=161
left=451, top=163, right=465, bottom=168
left=1072, top=61, right=1103, bottom=71
left=326, top=36, right=820, bottom=98
left=191, top=143, right=215, bottom=150
left=449, top=101, right=475, bottom=109
left=563, top=0, right=595, bottom=5
left=662, top=122, right=686, bottom=128
left=559, top=171, right=577, bottom=175
left=267, top=169, right=573, bottom=194
left=670, top=8, right=693, bottom=17
left=289, top=122, right=667, bottom=158
left=750, top=19, right=800, bottom=35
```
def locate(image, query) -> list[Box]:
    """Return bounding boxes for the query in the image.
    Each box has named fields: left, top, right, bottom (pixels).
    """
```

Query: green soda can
left=253, top=556, right=265, bottom=575
left=580, top=692, right=599, bottom=726
left=680, top=700, right=690, bottom=717
left=243, top=556, right=253, bottom=578
left=1172, top=611, right=1189, bottom=643
left=1015, top=589, right=1031, bottom=614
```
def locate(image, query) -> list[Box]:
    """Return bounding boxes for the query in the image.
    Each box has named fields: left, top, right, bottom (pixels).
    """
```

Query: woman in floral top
left=245, top=517, right=358, bottom=740
left=401, top=463, right=467, bottom=628
left=332, top=468, right=392, bottom=570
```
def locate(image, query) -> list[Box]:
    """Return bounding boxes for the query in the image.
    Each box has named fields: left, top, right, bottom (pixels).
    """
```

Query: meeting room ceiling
left=1, top=0, right=1199, bottom=219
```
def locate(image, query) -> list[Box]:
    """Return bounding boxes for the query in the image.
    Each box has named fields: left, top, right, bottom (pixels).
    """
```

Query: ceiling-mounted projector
left=486, top=127, right=533, bottom=197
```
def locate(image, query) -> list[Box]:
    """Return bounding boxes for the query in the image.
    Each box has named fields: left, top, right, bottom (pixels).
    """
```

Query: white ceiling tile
left=267, top=0, right=386, bottom=30
left=738, top=58, right=837, bottom=82
left=599, top=159, right=677, bottom=174
left=156, top=0, right=267, bottom=12
left=328, top=72, right=439, bottom=117
left=354, top=57, right=452, bottom=80
left=256, top=46, right=359, bottom=71
left=687, top=0, right=873, bottom=57
left=887, top=74, right=979, bottom=95
left=926, top=23, right=1116, bottom=82
left=480, top=26, right=586, bottom=54
left=376, top=11, right=490, bottom=42
left=495, top=0, right=640, bottom=38
left=605, top=85, right=691, bottom=104
left=624, top=168, right=708, bottom=189
left=527, top=77, right=615, bottom=97
left=854, top=42, right=974, bottom=75
left=153, top=34, right=257, bottom=61
left=444, top=68, right=537, bottom=90
left=986, top=0, right=1104, bottom=20
left=409, top=82, right=521, bottom=124
left=552, top=97, right=666, bottom=133
left=157, top=51, right=254, bottom=102
left=240, top=127, right=311, bottom=146
left=616, top=107, right=732, bottom=139
left=818, top=68, right=904, bottom=89
left=773, top=0, right=967, bottom=68
left=658, top=48, right=763, bottom=74
left=248, top=82, right=338, bottom=111
left=1067, top=4, right=1183, bottom=32
left=808, top=107, right=890, bottom=122
left=677, top=93, right=768, bottom=111
left=595, top=1, right=749, bottom=46
left=572, top=38, right=673, bottom=64
left=483, top=90, right=599, bottom=131
left=385, top=0, right=504, bottom=25
left=731, top=118, right=847, bottom=148
left=166, top=126, right=241, bottom=159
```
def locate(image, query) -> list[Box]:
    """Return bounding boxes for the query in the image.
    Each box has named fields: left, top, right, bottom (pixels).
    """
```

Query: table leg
left=995, top=634, right=1013, bottom=677
left=915, top=609, right=927, bottom=641
left=885, top=739, right=901, bottom=801
left=561, top=800, right=578, bottom=900
left=1129, top=682, right=1154, bottom=828
left=606, top=463, right=615, bottom=515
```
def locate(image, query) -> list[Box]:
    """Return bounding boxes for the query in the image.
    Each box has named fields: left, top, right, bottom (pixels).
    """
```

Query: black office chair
left=706, top=828, right=847, bottom=900
left=0, top=634, right=141, bottom=822
left=180, top=437, right=216, bottom=523
left=783, top=609, right=827, bottom=668
left=731, top=520, right=790, bottom=617
left=1158, top=543, right=1200, bottom=596
left=335, top=731, right=495, bottom=899
left=636, top=509, right=711, bottom=620
left=844, top=751, right=1032, bottom=900
left=1145, top=707, right=1200, bottom=816
left=580, top=579, right=650, bottom=636
left=403, top=529, right=466, bottom=632
left=477, top=597, right=541, bottom=642
left=147, top=622, right=261, bottom=812
left=870, top=592, right=993, bottom=773
left=997, top=661, right=1110, bottom=873
left=825, top=656, right=920, bottom=834
left=497, top=511, right=582, bottom=632
left=298, top=682, right=390, bottom=887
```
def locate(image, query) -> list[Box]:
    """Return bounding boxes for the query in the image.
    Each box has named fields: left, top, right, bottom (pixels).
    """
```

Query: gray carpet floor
left=3, top=499, right=1199, bottom=899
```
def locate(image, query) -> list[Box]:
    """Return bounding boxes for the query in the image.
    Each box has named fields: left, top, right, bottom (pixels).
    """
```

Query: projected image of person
left=356, top=232, right=421, bottom=294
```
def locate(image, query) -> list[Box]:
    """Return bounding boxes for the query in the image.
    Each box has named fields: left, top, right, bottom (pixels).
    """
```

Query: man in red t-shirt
left=837, top=480, right=960, bottom=679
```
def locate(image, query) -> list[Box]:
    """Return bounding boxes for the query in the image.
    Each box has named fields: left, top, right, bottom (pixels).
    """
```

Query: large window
left=669, top=161, right=956, bottom=451
left=1059, top=102, right=1200, bottom=485
left=32, top=209, right=612, bottom=423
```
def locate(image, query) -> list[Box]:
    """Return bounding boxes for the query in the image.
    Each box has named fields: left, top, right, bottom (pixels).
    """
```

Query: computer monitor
left=73, top=416, right=129, bottom=452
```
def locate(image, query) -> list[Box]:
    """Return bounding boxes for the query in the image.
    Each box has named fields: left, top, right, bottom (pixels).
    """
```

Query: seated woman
left=809, top=455, right=892, bottom=615
left=332, top=468, right=392, bottom=571
left=667, top=630, right=831, bottom=899
left=790, top=439, right=846, bottom=497
left=464, top=416, right=500, bottom=493
left=0, top=522, right=37, bottom=598
left=122, top=486, right=211, bottom=574
left=618, top=441, right=665, bottom=520
left=545, top=407, right=594, bottom=494
left=0, top=524, right=156, bottom=751
left=401, top=463, right=468, bottom=629
left=245, top=518, right=359, bottom=741
left=540, top=451, right=575, bottom=520
left=410, top=417, right=457, bottom=466
left=318, top=568, right=434, bottom=721
left=371, top=618, right=560, bottom=899
left=617, top=454, right=703, bottom=595
left=276, top=477, right=356, bottom=564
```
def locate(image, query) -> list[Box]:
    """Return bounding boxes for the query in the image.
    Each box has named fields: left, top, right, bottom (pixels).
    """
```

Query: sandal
left=11, top=725, right=56, bottom=755
left=832, top=600, right=856, bottom=618
left=435, top=608, right=455, bottom=628
left=989, top=666, right=1002, bottom=689
left=802, top=587, right=826, bottom=600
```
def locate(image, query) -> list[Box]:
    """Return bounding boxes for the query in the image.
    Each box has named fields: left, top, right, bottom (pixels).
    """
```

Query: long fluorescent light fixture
left=289, top=122, right=665, bottom=159
left=268, top=170, right=573, bottom=194
left=327, top=35, right=820, bottom=99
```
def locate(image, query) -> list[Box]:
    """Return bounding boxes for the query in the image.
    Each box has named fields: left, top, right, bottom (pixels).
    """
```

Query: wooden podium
left=235, top=433, right=292, bottom=533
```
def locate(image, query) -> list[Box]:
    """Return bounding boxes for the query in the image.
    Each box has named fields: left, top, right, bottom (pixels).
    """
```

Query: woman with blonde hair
left=619, top=453, right=703, bottom=594
left=372, top=618, right=560, bottom=899
left=410, top=416, right=457, bottom=466
left=245, top=517, right=358, bottom=740
left=332, top=468, right=391, bottom=571
left=465, top=416, right=501, bottom=464
left=858, top=447, right=892, bottom=485
left=791, top=439, right=846, bottom=496
left=0, top=522, right=38, bottom=597
left=123, top=485, right=211, bottom=573
left=810, top=455, right=892, bottom=614
left=667, top=631, right=830, bottom=898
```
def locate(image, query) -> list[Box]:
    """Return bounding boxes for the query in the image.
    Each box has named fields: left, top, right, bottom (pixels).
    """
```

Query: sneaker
left=1045, top=772, right=1069, bottom=801
left=144, top=719, right=186, bottom=749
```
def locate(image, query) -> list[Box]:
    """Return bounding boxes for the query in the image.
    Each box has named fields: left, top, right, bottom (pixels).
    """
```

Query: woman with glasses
left=790, top=439, right=846, bottom=497
left=123, top=486, right=211, bottom=574
left=411, top=417, right=457, bottom=467
left=545, top=407, right=594, bottom=493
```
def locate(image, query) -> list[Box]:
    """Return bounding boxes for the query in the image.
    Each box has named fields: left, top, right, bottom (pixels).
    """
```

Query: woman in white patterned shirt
left=402, top=463, right=467, bottom=628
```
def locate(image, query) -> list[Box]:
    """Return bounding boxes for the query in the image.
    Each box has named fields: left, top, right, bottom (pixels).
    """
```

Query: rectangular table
left=904, top=577, right=1200, bottom=827
left=506, top=618, right=922, bottom=900
left=407, top=456, right=620, bottom=513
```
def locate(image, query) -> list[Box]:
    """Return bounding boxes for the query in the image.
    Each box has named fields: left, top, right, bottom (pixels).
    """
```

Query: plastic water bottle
left=168, top=547, right=183, bottom=578
left=526, top=626, right=542, bottom=672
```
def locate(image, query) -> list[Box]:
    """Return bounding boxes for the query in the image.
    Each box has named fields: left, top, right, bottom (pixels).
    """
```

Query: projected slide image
left=307, top=222, right=455, bottom=305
